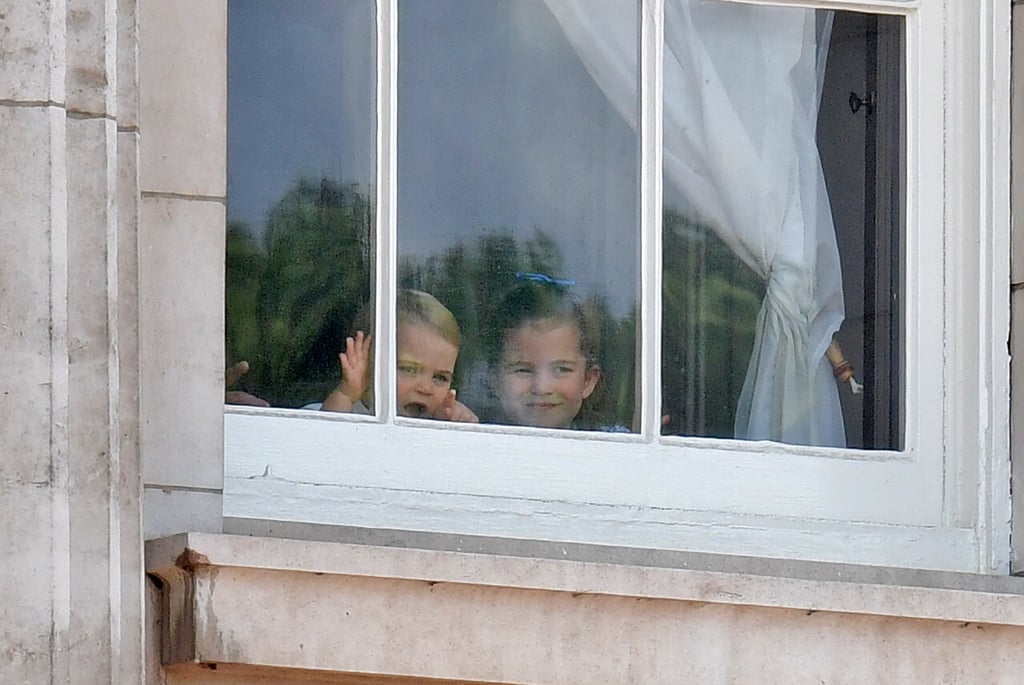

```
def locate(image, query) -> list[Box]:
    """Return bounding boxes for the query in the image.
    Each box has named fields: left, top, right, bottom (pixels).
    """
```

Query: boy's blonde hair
left=397, top=289, right=461, bottom=348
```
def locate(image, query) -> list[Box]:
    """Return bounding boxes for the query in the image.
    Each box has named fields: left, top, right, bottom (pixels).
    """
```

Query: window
left=224, top=0, right=1010, bottom=573
left=226, top=0, right=376, bottom=410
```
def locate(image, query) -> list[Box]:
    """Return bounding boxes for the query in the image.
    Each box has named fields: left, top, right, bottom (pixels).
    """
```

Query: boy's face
left=396, top=322, right=458, bottom=418
left=499, top=321, right=599, bottom=429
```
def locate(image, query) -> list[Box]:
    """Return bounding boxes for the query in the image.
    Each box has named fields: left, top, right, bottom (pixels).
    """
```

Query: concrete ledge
left=147, top=531, right=1024, bottom=683
left=149, top=530, right=1024, bottom=628
left=221, top=517, right=1021, bottom=593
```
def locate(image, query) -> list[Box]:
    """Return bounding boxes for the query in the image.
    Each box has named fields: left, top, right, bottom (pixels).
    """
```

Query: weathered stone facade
left=5, top=1, right=1024, bottom=683
left=2, top=1, right=143, bottom=681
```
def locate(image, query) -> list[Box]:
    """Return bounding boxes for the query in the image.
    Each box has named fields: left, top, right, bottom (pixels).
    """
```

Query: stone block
left=66, top=116, right=115, bottom=358
left=0, top=0, right=64, bottom=102
left=66, top=0, right=115, bottom=115
left=144, top=487, right=223, bottom=538
left=118, top=129, right=141, bottom=467
left=139, top=195, right=225, bottom=489
left=0, top=105, right=62, bottom=486
left=146, top=534, right=1024, bottom=684
left=118, top=493, right=145, bottom=684
left=117, top=0, right=139, bottom=129
left=139, top=0, right=226, bottom=197
left=0, top=483, right=55, bottom=682
left=66, top=114, right=118, bottom=500
left=68, top=483, right=114, bottom=683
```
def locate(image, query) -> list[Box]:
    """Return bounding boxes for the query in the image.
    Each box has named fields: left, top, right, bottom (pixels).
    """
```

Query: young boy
left=321, top=290, right=478, bottom=422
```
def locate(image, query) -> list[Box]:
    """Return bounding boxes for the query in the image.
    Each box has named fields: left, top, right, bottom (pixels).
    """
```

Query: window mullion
left=375, top=0, right=398, bottom=423
left=639, top=0, right=664, bottom=440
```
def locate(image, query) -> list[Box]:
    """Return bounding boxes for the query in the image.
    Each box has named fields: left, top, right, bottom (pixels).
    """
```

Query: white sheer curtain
left=543, top=0, right=846, bottom=447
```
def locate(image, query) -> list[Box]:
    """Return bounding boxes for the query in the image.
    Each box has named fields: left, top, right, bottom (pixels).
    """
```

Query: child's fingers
left=343, top=336, right=368, bottom=369
left=225, top=360, right=250, bottom=387
left=441, top=391, right=479, bottom=423
left=439, top=389, right=456, bottom=419
left=448, top=399, right=479, bottom=423
left=343, top=332, right=371, bottom=365
left=339, top=352, right=359, bottom=380
left=339, top=333, right=372, bottom=401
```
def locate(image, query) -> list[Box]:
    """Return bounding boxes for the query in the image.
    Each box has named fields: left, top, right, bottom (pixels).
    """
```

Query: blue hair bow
left=514, top=271, right=576, bottom=287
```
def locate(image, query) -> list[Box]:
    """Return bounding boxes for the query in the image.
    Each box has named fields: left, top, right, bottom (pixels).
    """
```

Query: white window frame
left=224, top=0, right=1012, bottom=574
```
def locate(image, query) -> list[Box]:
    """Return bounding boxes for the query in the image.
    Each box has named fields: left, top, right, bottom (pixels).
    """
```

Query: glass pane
left=659, top=7, right=904, bottom=450
left=225, top=0, right=376, bottom=411
left=397, top=0, right=640, bottom=430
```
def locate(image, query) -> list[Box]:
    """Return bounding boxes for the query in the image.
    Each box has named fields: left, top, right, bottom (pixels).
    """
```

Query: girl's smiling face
left=396, top=322, right=458, bottom=418
left=499, top=320, right=599, bottom=428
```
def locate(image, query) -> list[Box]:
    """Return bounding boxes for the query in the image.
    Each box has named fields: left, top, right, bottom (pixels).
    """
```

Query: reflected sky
left=229, top=0, right=639, bottom=316
left=228, top=0, right=376, bottom=232
left=398, top=0, right=638, bottom=314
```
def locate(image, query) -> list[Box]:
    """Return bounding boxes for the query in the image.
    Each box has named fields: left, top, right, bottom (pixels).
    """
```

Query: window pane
left=225, top=0, right=376, bottom=411
left=397, top=0, right=640, bottom=431
left=659, top=8, right=903, bottom=449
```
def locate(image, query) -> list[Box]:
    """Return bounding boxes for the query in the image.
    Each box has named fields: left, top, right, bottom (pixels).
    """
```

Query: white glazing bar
left=639, top=0, right=664, bottom=441
left=375, top=0, right=398, bottom=423
left=721, top=0, right=916, bottom=14
left=900, top=3, right=922, bottom=453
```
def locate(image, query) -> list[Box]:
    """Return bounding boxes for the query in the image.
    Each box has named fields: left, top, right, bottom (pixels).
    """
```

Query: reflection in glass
left=545, top=3, right=903, bottom=447
left=652, top=8, right=902, bottom=449
left=397, top=0, right=640, bottom=431
left=225, top=0, right=376, bottom=409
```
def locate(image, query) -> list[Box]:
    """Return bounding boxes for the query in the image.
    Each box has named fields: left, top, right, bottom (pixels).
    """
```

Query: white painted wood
left=373, top=0, right=398, bottom=422
left=223, top=471, right=978, bottom=572
left=977, top=0, right=1013, bottom=573
left=722, top=0, right=916, bottom=13
left=224, top=0, right=1012, bottom=574
left=226, top=412, right=937, bottom=525
left=638, top=0, right=663, bottom=440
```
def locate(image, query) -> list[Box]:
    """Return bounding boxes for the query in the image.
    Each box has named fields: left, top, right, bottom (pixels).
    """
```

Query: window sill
left=147, top=528, right=1024, bottom=683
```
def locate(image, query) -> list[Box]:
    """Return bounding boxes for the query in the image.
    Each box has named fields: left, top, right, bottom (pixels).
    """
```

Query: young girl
left=321, top=290, right=478, bottom=422
left=491, top=280, right=601, bottom=429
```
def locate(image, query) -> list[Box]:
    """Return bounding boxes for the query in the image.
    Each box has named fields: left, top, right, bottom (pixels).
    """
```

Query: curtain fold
left=544, top=0, right=845, bottom=447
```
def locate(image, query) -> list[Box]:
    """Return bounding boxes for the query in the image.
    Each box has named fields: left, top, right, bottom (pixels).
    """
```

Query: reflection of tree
left=400, top=230, right=637, bottom=429
left=662, top=209, right=763, bottom=437
left=226, top=184, right=763, bottom=431
left=225, top=221, right=265, bottom=368
left=226, top=177, right=373, bottom=407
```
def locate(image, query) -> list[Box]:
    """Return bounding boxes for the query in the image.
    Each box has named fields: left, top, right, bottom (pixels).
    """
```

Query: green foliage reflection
left=399, top=230, right=636, bottom=429
left=661, top=209, right=763, bottom=437
left=226, top=180, right=764, bottom=436
left=226, top=177, right=372, bottom=407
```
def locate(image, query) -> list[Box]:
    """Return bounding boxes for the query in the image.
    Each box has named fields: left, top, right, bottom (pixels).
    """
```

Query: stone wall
left=0, top=1, right=143, bottom=682
left=147, top=533, right=1024, bottom=685
left=137, top=0, right=226, bottom=539
left=2, top=1, right=1024, bottom=683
